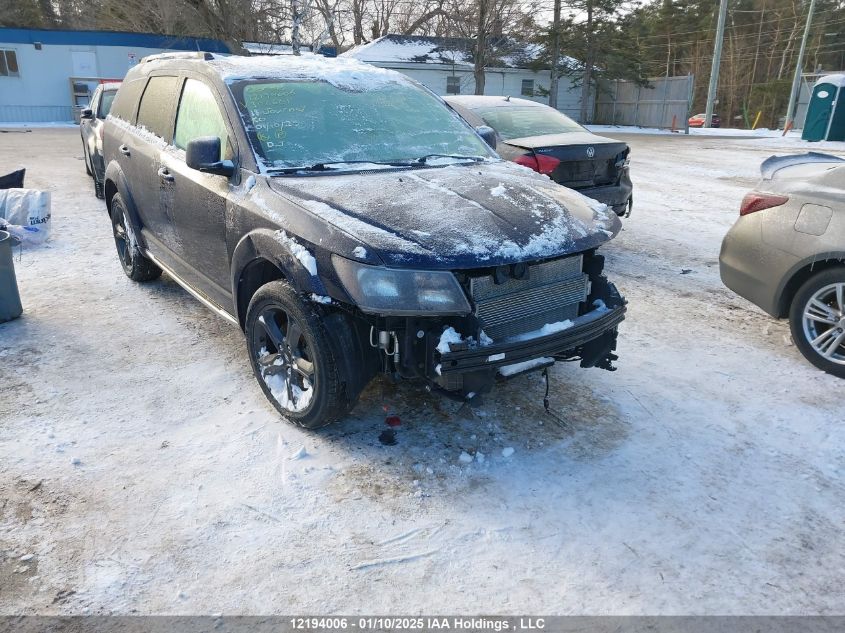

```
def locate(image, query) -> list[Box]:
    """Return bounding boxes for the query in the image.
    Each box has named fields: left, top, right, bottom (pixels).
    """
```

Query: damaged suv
left=102, top=52, right=627, bottom=428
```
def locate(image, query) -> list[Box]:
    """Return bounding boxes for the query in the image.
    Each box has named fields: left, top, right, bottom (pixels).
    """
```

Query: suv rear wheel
left=245, top=280, right=352, bottom=428
left=789, top=267, right=845, bottom=378
left=109, top=193, right=162, bottom=282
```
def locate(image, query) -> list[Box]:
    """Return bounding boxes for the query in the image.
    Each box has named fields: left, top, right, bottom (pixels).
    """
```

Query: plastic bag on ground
left=0, top=188, right=51, bottom=246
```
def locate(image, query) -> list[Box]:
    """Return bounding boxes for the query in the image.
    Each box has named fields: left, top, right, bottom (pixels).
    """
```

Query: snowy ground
left=1, top=128, right=844, bottom=615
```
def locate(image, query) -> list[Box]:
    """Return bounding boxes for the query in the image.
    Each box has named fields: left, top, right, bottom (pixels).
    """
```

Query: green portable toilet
left=802, top=74, right=845, bottom=142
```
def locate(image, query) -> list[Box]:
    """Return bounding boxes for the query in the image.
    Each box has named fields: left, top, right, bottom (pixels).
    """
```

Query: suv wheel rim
left=802, top=282, right=845, bottom=365
left=252, top=307, right=315, bottom=412
left=112, top=210, right=133, bottom=269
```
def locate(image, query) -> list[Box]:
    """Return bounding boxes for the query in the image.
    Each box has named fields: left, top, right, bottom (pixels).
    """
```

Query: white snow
left=106, top=115, right=168, bottom=150
left=242, top=175, right=256, bottom=192
left=498, top=357, right=555, bottom=377
left=210, top=53, right=407, bottom=91
left=436, top=327, right=464, bottom=354
left=501, top=447, right=515, bottom=458
left=3, top=129, right=845, bottom=616
left=274, top=229, right=317, bottom=276
left=458, top=451, right=473, bottom=464
left=490, top=183, right=507, bottom=197
left=352, top=246, right=367, bottom=258
left=309, top=293, right=332, bottom=304
left=505, top=320, right=574, bottom=343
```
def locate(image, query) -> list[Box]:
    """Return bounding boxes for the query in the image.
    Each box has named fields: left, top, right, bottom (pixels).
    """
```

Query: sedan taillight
left=514, top=153, right=560, bottom=175
left=739, top=192, right=789, bottom=216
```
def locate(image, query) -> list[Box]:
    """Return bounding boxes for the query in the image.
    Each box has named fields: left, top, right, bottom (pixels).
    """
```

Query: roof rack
left=139, top=51, right=216, bottom=64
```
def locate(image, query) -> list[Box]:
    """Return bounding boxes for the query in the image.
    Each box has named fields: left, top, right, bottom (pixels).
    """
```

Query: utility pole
left=549, top=0, right=561, bottom=109
left=784, top=0, right=817, bottom=130
left=292, top=0, right=302, bottom=55
left=704, top=0, right=729, bottom=128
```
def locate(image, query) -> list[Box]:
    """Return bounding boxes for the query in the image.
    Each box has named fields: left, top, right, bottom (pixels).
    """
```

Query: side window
left=0, top=50, right=19, bottom=77
left=109, top=78, right=145, bottom=122
left=98, top=91, right=117, bottom=119
left=174, top=79, right=230, bottom=161
left=446, top=76, right=461, bottom=95
left=136, top=76, right=180, bottom=139
left=521, top=79, right=534, bottom=97
left=89, top=89, right=100, bottom=114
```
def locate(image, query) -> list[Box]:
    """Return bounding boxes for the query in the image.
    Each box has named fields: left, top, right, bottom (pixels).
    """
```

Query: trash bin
left=0, top=230, right=23, bottom=323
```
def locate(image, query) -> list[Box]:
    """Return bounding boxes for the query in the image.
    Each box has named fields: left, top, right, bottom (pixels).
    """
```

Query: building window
left=521, top=79, right=534, bottom=96
left=0, top=50, right=19, bottom=77
left=446, top=76, right=461, bottom=95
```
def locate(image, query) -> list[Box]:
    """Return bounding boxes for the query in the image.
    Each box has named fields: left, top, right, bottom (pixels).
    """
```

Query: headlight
left=332, top=255, right=471, bottom=315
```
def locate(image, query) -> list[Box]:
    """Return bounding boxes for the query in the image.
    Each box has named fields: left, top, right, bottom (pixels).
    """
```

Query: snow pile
left=436, top=327, right=495, bottom=355
left=257, top=346, right=313, bottom=412
left=506, top=320, right=574, bottom=343
left=436, top=327, right=463, bottom=354
left=490, top=184, right=507, bottom=197
left=275, top=230, right=317, bottom=276
left=210, top=53, right=407, bottom=91
left=352, top=246, right=367, bottom=258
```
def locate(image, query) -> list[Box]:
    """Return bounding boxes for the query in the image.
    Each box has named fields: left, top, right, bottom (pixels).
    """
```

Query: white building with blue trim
left=0, top=28, right=231, bottom=123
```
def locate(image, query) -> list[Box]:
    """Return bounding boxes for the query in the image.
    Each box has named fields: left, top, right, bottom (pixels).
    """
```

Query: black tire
left=109, top=194, right=162, bottom=282
left=245, top=280, right=354, bottom=428
left=789, top=267, right=845, bottom=378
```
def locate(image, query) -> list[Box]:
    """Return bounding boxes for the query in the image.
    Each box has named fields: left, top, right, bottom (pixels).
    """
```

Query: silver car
left=720, top=152, right=845, bottom=377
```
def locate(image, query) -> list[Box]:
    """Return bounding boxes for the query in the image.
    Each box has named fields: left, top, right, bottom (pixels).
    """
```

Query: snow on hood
left=209, top=53, right=407, bottom=90
left=267, top=160, right=621, bottom=268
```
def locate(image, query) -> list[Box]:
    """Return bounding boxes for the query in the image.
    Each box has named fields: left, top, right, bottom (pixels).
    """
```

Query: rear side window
left=136, top=76, right=180, bottom=139
left=98, top=91, right=117, bottom=119
left=109, top=78, right=145, bottom=122
left=174, top=79, right=230, bottom=161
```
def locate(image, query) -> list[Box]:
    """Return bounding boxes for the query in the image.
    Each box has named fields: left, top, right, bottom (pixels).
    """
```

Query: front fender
left=231, top=228, right=329, bottom=318
left=104, top=161, right=147, bottom=251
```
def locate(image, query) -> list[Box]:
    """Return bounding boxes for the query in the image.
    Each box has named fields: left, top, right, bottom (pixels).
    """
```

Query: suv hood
left=267, top=160, right=621, bottom=269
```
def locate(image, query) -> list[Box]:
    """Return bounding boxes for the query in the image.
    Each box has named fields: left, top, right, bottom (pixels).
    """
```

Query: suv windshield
left=474, top=106, right=585, bottom=140
left=229, top=80, right=492, bottom=170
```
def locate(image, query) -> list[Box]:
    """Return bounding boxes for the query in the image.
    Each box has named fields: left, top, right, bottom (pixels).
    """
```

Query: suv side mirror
left=186, top=136, right=234, bottom=177
left=80, top=108, right=94, bottom=120
left=476, top=125, right=497, bottom=149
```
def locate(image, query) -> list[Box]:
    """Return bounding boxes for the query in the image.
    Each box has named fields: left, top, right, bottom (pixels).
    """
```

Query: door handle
left=118, top=144, right=131, bottom=156
left=157, top=167, right=174, bottom=182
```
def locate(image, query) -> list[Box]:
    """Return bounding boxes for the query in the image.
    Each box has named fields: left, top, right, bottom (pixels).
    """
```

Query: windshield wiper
left=414, top=154, right=485, bottom=164
left=267, top=160, right=413, bottom=174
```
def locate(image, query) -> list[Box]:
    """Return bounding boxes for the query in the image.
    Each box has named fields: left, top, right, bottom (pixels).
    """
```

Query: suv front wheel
left=789, top=267, right=845, bottom=378
left=245, top=280, right=352, bottom=428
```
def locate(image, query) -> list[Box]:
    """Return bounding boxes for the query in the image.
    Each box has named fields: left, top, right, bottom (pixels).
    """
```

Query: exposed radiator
left=469, top=255, right=588, bottom=341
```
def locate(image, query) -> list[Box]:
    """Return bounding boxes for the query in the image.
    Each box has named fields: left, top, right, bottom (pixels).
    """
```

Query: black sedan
left=444, top=96, right=633, bottom=217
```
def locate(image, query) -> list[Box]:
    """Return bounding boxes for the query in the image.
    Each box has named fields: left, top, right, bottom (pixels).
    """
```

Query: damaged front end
left=358, top=249, right=626, bottom=401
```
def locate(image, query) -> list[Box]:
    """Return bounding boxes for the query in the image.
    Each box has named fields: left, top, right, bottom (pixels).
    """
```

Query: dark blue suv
left=102, top=52, right=626, bottom=428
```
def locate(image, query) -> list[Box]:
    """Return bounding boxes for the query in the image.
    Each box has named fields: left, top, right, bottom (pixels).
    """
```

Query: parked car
left=102, top=52, right=627, bottom=428
left=444, top=96, right=633, bottom=217
left=720, top=152, right=845, bottom=377
left=688, top=112, right=720, bottom=128
left=80, top=82, right=120, bottom=199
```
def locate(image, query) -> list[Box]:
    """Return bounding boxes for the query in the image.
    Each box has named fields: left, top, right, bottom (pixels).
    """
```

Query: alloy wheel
left=252, top=306, right=316, bottom=412
left=802, top=282, right=845, bottom=365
